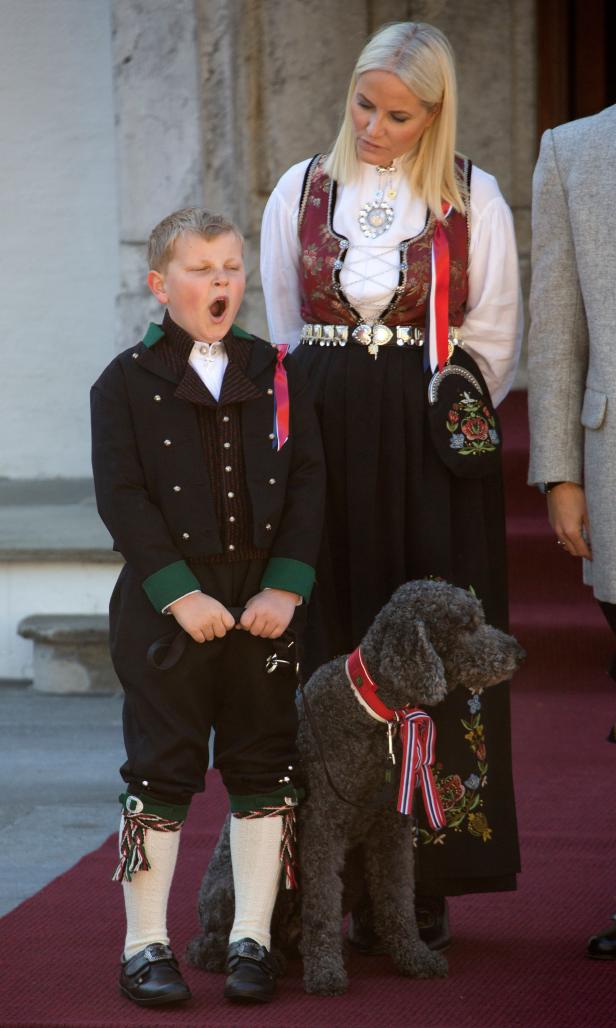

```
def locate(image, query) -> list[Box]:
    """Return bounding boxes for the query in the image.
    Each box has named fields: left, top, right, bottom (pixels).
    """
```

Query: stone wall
left=1, top=0, right=118, bottom=478
left=193, top=0, right=536, bottom=350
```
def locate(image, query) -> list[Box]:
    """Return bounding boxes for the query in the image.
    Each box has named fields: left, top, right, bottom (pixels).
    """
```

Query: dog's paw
left=395, top=941, right=448, bottom=979
left=303, top=963, right=348, bottom=996
left=185, top=933, right=227, bottom=972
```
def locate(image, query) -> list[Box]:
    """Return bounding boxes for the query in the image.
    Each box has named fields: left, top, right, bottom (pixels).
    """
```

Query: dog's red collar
left=345, top=646, right=408, bottom=723
left=344, top=646, right=446, bottom=829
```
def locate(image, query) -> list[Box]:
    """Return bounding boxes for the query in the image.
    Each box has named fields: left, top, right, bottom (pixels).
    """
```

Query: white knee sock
left=121, top=819, right=182, bottom=960
left=229, top=815, right=283, bottom=950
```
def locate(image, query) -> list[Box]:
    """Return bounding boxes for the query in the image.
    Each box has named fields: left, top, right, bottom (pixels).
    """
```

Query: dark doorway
left=537, top=0, right=615, bottom=138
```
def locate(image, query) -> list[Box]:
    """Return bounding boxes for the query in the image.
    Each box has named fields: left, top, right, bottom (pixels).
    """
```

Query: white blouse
left=260, top=158, right=523, bottom=406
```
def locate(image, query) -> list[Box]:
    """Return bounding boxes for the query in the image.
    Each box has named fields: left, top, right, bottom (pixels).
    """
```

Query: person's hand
left=239, top=588, right=299, bottom=638
left=167, top=592, right=236, bottom=642
left=547, top=482, right=592, bottom=559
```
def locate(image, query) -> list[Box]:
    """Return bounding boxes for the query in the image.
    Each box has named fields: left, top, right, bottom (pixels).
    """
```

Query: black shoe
left=415, top=896, right=451, bottom=951
left=119, top=943, right=192, bottom=1006
left=348, top=896, right=450, bottom=954
left=224, top=937, right=276, bottom=1003
left=587, top=915, right=616, bottom=960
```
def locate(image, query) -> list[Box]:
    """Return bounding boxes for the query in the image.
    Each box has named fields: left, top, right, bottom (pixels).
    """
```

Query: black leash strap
left=147, top=606, right=245, bottom=671
left=297, top=676, right=396, bottom=811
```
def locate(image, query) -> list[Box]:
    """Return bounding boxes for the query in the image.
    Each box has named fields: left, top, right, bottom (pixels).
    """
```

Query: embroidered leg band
left=229, top=785, right=304, bottom=891
left=112, top=792, right=188, bottom=883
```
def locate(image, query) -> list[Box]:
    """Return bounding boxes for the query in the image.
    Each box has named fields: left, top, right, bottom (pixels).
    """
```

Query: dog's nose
left=513, top=641, right=526, bottom=665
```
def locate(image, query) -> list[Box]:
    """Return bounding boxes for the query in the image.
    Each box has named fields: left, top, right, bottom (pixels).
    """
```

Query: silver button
left=225, top=465, right=232, bottom=472
left=223, top=415, right=230, bottom=423
left=182, top=532, right=190, bottom=540
left=265, top=523, right=272, bottom=531
left=173, top=485, right=181, bottom=492
left=268, top=433, right=275, bottom=440
left=163, top=439, right=171, bottom=447
left=227, top=491, right=235, bottom=498
left=228, top=544, right=235, bottom=551
left=268, top=478, right=276, bottom=485
left=223, top=441, right=231, bottom=449
left=142, top=780, right=149, bottom=786
left=267, top=388, right=273, bottom=395
left=154, top=394, right=161, bottom=402
left=131, top=352, right=139, bottom=359
left=229, top=516, right=236, bottom=523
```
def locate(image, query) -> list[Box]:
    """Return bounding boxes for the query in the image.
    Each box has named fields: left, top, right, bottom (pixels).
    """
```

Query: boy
left=91, top=208, right=325, bottom=1006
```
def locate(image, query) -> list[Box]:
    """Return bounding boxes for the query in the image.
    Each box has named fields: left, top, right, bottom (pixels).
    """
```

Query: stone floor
left=0, top=681, right=125, bottom=916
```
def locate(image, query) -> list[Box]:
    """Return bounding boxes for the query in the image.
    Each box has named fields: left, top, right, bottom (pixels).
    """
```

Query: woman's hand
left=240, top=588, right=300, bottom=638
left=547, top=482, right=592, bottom=559
left=168, top=592, right=236, bottom=642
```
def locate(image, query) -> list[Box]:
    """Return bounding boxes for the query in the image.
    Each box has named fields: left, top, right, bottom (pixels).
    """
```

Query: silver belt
left=300, top=322, right=461, bottom=360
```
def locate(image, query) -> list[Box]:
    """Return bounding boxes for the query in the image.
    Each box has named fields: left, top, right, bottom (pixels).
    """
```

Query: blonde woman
left=261, top=21, right=522, bottom=947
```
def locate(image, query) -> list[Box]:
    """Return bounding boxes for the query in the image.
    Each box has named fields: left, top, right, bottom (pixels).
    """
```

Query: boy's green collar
left=142, top=322, right=165, bottom=348
left=141, top=321, right=254, bottom=349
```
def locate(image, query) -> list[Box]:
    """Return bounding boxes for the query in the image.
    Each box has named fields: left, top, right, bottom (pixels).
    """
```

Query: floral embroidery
left=446, top=393, right=500, bottom=456
left=417, top=689, right=492, bottom=845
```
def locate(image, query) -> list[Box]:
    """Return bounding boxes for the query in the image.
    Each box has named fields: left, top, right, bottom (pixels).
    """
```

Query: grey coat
left=527, top=104, right=616, bottom=602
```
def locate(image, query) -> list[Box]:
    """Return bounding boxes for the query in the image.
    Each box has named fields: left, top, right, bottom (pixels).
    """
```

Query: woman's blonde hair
left=324, top=22, right=465, bottom=219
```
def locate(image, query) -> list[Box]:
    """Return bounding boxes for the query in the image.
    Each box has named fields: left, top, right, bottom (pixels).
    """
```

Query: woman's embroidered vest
left=297, top=154, right=471, bottom=328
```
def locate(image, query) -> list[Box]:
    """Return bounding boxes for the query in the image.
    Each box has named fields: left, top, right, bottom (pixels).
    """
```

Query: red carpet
left=1, top=392, right=614, bottom=1027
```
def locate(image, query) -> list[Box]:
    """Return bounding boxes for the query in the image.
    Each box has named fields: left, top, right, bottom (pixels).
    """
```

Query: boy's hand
left=168, top=592, right=236, bottom=642
left=240, top=589, right=299, bottom=638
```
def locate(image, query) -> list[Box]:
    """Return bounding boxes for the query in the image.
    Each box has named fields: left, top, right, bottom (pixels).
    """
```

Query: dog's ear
left=379, top=620, right=448, bottom=707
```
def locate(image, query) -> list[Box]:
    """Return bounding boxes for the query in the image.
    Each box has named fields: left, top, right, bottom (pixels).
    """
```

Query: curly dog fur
left=186, top=580, right=524, bottom=995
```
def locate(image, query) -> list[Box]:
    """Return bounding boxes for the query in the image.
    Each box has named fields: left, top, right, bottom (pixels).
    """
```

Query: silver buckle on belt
left=352, top=323, right=394, bottom=359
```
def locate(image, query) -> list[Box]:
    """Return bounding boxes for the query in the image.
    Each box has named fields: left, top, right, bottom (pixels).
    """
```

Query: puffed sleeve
left=461, top=171, right=524, bottom=407
left=260, top=161, right=310, bottom=350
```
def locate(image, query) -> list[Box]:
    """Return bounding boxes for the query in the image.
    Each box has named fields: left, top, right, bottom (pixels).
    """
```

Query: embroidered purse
left=426, top=347, right=502, bottom=478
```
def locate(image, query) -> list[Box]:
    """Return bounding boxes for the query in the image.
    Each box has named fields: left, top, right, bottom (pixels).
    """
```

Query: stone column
left=195, top=0, right=369, bottom=337
left=112, top=0, right=204, bottom=350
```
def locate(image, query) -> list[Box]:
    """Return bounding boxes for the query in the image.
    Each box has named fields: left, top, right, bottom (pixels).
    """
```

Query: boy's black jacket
left=90, top=323, right=325, bottom=610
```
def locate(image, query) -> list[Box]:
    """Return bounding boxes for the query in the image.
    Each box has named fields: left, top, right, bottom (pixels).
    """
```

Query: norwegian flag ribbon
left=424, top=205, right=452, bottom=374
left=272, top=344, right=290, bottom=450
left=397, top=710, right=446, bottom=829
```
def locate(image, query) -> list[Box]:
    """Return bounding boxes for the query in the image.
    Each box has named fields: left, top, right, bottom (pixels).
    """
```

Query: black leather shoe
left=119, top=943, right=191, bottom=1005
left=587, top=915, right=616, bottom=960
left=416, top=896, right=451, bottom=951
left=224, top=937, right=276, bottom=1003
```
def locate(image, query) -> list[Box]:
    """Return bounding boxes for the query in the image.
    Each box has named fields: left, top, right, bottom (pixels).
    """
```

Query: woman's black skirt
left=295, top=342, right=520, bottom=895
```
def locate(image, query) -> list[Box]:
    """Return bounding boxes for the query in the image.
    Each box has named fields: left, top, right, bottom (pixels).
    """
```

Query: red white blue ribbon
left=397, top=710, right=446, bottom=828
left=345, top=646, right=445, bottom=828
left=272, top=344, right=290, bottom=450
left=425, top=205, right=452, bottom=374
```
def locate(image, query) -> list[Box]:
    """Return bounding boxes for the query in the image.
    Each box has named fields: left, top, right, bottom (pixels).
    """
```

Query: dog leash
left=147, top=607, right=245, bottom=670
left=297, top=675, right=398, bottom=811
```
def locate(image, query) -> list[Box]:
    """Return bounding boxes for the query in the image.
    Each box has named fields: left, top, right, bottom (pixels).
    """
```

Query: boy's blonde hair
left=324, top=22, right=465, bottom=220
left=147, top=207, right=244, bottom=271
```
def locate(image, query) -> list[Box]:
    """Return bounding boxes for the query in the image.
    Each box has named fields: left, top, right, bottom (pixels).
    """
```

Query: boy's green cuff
left=142, top=560, right=201, bottom=612
left=119, top=792, right=190, bottom=821
left=229, top=785, right=305, bottom=813
left=260, top=557, right=315, bottom=601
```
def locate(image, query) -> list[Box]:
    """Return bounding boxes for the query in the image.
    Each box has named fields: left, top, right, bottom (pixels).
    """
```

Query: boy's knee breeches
left=110, top=566, right=303, bottom=808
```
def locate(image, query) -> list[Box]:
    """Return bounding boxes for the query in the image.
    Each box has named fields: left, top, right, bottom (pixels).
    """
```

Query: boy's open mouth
left=209, top=297, right=228, bottom=320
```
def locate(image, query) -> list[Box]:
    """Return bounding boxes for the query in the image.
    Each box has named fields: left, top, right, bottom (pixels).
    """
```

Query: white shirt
left=188, top=340, right=228, bottom=401
left=260, top=158, right=523, bottom=406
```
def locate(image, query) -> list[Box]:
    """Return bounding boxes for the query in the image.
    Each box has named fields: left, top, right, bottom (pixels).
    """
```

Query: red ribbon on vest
left=428, top=205, right=453, bottom=373
left=273, top=345, right=290, bottom=450
left=345, top=647, right=446, bottom=829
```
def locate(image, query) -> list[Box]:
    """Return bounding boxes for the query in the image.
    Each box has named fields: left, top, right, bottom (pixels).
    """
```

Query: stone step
left=17, top=614, right=119, bottom=695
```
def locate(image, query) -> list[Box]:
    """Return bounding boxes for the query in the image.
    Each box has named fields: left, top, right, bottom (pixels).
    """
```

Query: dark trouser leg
left=598, top=601, right=616, bottom=681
